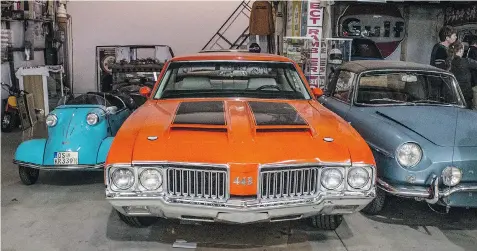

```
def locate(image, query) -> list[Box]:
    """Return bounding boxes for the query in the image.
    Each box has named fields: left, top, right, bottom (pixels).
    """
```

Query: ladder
left=202, top=0, right=252, bottom=50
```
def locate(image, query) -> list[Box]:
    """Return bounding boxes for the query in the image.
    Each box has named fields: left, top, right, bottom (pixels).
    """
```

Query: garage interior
left=2, top=1, right=477, bottom=250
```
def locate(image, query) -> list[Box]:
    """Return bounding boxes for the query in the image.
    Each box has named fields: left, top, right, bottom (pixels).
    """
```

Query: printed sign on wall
left=306, top=0, right=324, bottom=87
left=291, top=1, right=303, bottom=37
left=337, top=3, right=405, bottom=58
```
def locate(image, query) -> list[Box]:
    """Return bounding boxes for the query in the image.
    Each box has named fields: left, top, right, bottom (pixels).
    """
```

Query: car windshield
left=58, top=94, right=110, bottom=106
left=153, top=61, right=311, bottom=100
left=356, top=71, right=463, bottom=106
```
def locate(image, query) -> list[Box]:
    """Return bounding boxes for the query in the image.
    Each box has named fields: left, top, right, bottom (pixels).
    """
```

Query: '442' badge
left=233, top=177, right=253, bottom=186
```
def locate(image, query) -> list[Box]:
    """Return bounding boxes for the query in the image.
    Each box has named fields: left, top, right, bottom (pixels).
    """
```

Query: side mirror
left=139, top=86, right=152, bottom=97
left=311, top=87, right=324, bottom=98
left=106, top=106, right=118, bottom=114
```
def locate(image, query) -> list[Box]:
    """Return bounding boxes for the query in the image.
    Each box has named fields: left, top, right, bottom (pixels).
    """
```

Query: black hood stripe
left=248, top=101, right=308, bottom=126
left=173, top=101, right=226, bottom=125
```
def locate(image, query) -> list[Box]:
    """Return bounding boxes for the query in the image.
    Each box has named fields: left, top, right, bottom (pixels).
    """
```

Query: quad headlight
left=321, top=168, right=344, bottom=190
left=347, top=166, right=370, bottom=189
left=139, top=169, right=163, bottom=190
left=86, top=113, right=99, bottom=125
left=442, top=166, right=462, bottom=187
left=111, top=168, right=135, bottom=190
left=396, top=142, right=422, bottom=168
left=45, top=114, right=57, bottom=127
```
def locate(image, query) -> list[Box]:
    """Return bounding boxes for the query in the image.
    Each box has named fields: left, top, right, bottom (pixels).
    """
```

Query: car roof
left=340, top=60, right=449, bottom=74
left=170, top=52, right=295, bottom=63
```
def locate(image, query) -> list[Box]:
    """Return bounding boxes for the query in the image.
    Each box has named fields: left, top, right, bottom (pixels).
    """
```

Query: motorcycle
left=1, top=83, right=25, bottom=132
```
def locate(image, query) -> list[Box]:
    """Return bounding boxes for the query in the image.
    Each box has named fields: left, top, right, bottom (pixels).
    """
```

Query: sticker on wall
left=337, top=3, right=405, bottom=58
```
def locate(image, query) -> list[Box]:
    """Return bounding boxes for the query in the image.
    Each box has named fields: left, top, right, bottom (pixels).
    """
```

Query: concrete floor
left=2, top=124, right=477, bottom=251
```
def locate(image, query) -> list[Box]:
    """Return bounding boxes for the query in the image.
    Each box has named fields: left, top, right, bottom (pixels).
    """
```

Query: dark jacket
left=430, top=43, right=449, bottom=70
left=450, top=57, right=477, bottom=106
left=466, top=46, right=477, bottom=87
left=249, top=1, right=274, bottom=36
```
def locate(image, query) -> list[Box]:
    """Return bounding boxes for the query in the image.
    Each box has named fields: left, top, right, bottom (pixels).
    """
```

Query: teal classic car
left=13, top=92, right=134, bottom=185
left=320, top=60, right=477, bottom=214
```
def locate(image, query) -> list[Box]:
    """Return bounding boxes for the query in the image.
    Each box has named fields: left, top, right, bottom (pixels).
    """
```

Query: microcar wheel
left=361, top=188, right=386, bottom=215
left=18, top=166, right=39, bottom=185
left=310, top=215, right=343, bottom=230
left=116, top=210, right=158, bottom=227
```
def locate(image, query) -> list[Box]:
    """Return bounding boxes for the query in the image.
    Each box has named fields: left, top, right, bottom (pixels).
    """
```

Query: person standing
left=430, top=26, right=457, bottom=70
left=465, top=36, right=477, bottom=89
left=448, top=41, right=477, bottom=109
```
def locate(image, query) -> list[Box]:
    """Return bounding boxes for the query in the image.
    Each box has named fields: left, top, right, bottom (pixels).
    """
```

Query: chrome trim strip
left=131, top=161, right=230, bottom=170
left=377, top=178, right=430, bottom=198
left=13, top=160, right=104, bottom=171
left=440, top=184, right=477, bottom=198
left=366, top=141, right=393, bottom=158
left=378, top=177, right=477, bottom=203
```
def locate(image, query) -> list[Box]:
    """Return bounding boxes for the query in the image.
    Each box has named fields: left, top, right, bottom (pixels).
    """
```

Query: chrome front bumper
left=377, top=177, right=477, bottom=204
left=13, top=160, right=104, bottom=171
left=107, top=190, right=375, bottom=224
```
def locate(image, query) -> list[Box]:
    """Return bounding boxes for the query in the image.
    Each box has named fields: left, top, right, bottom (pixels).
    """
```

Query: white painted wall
left=404, top=6, right=443, bottom=64
left=68, top=0, right=249, bottom=93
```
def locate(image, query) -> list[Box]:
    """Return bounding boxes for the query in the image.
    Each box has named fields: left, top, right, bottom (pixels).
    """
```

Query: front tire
left=362, top=188, right=386, bottom=215
left=116, top=210, right=158, bottom=227
left=18, top=166, right=39, bottom=185
left=309, top=215, right=343, bottom=230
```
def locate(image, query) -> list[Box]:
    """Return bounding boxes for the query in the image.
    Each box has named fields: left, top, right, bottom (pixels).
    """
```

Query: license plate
left=53, top=152, right=78, bottom=165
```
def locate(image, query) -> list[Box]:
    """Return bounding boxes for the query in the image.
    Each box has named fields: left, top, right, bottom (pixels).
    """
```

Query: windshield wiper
left=368, top=98, right=408, bottom=103
left=411, top=100, right=452, bottom=105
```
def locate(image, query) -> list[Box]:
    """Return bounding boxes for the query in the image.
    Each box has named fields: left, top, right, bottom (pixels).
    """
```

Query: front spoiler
left=107, top=192, right=375, bottom=224
left=377, top=177, right=477, bottom=204
left=13, top=160, right=104, bottom=171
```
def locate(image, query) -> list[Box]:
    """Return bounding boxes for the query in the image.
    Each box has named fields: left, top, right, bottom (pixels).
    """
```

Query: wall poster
left=96, top=46, right=116, bottom=91
left=305, top=0, right=324, bottom=88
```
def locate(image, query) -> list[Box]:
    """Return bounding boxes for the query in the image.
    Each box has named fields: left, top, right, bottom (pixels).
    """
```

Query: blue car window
left=333, top=70, right=354, bottom=103
left=356, top=72, right=462, bottom=106
left=104, top=95, right=125, bottom=110
left=64, top=94, right=111, bottom=106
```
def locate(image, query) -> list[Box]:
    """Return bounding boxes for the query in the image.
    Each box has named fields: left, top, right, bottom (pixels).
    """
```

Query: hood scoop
left=248, top=101, right=310, bottom=133
left=170, top=101, right=228, bottom=132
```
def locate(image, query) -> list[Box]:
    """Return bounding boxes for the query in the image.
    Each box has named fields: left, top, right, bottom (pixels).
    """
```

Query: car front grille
left=166, top=166, right=228, bottom=201
left=259, top=166, right=319, bottom=200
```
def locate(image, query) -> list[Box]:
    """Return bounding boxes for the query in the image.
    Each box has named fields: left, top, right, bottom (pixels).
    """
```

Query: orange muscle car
left=105, top=52, right=377, bottom=230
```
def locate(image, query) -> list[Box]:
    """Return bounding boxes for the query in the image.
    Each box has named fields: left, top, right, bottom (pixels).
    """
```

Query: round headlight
left=347, top=167, right=370, bottom=189
left=396, top=142, right=422, bottom=168
left=111, top=168, right=135, bottom=190
left=86, top=113, right=99, bottom=125
left=321, top=168, right=343, bottom=190
left=442, top=166, right=462, bottom=186
left=139, top=169, right=163, bottom=190
left=45, top=114, right=57, bottom=127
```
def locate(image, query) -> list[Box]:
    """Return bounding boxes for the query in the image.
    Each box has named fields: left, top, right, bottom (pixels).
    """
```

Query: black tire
left=116, top=210, right=157, bottom=227
left=1, top=112, right=15, bottom=132
left=362, top=188, right=386, bottom=215
left=18, top=166, right=39, bottom=185
left=310, top=215, right=343, bottom=230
